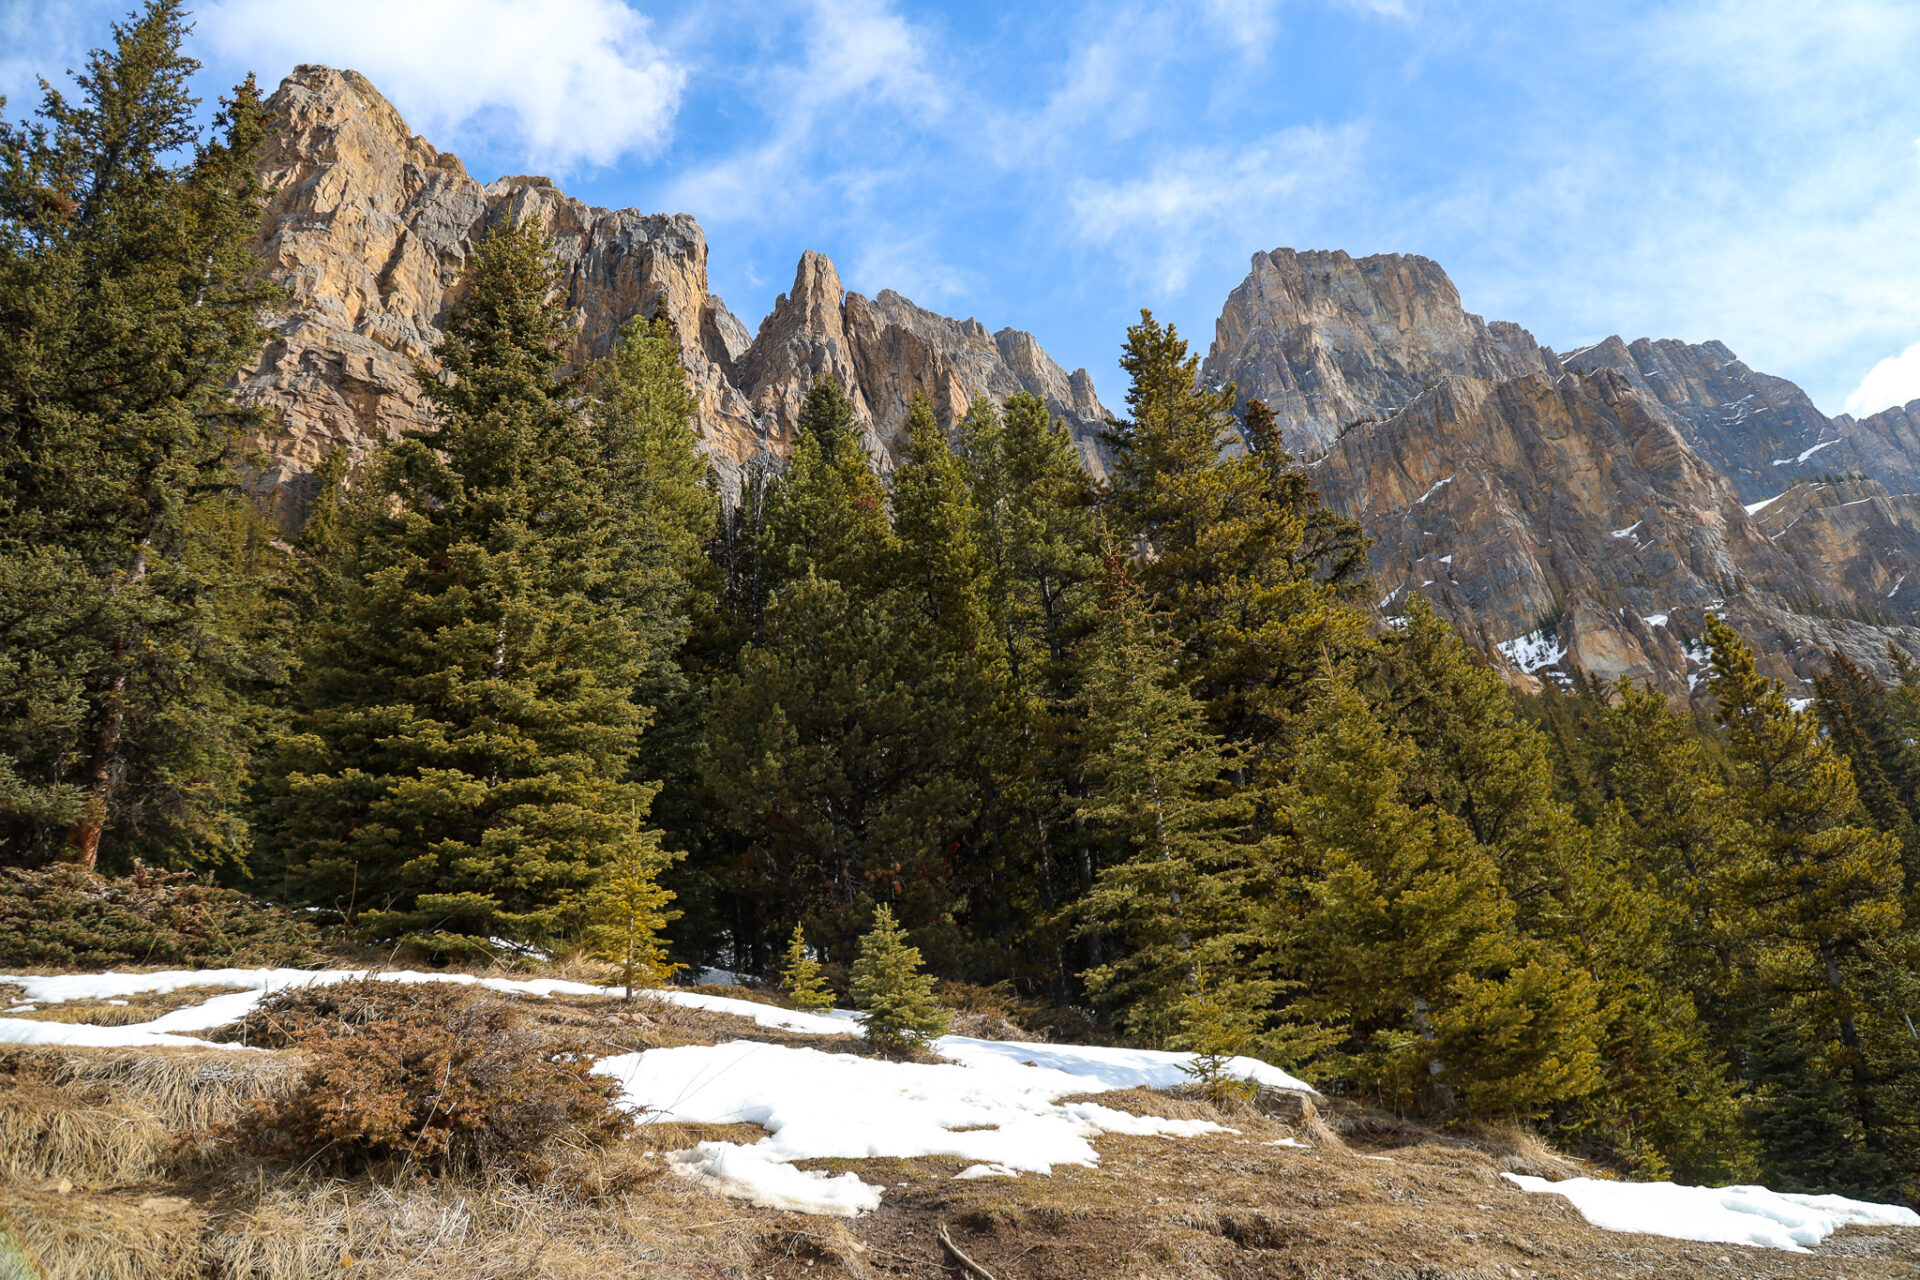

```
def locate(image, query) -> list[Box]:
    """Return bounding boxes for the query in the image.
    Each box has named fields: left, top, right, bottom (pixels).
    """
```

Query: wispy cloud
left=198, top=0, right=685, bottom=171
left=1069, top=125, right=1368, bottom=293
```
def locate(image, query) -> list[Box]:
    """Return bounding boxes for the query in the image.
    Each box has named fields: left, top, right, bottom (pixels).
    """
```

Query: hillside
left=6, top=964, right=1919, bottom=1279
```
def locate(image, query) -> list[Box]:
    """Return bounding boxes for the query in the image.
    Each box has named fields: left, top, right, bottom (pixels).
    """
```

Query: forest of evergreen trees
left=5, top=1, right=1919, bottom=1205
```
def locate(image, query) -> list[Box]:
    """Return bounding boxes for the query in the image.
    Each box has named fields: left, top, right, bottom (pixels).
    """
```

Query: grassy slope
left=3, top=969, right=1918, bottom=1280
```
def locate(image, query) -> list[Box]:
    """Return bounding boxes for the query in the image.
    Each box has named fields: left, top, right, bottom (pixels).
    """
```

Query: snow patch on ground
left=1641, top=613, right=1669, bottom=628
left=1744, top=494, right=1784, bottom=515
left=1504, top=1174, right=1920, bottom=1253
left=0, top=968, right=860, bottom=1049
left=595, top=1036, right=1311, bottom=1216
left=1497, top=628, right=1567, bottom=675
left=1611, top=521, right=1642, bottom=539
left=1414, top=475, right=1454, bottom=506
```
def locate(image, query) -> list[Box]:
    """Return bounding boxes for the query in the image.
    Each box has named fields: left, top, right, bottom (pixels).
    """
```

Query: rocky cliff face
left=1209, top=248, right=1920, bottom=694
left=1198, top=249, right=1550, bottom=456
left=239, top=67, right=1106, bottom=525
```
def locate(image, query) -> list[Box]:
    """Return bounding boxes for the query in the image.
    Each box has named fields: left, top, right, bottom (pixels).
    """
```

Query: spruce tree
left=1279, top=674, right=1602, bottom=1118
left=852, top=903, right=950, bottom=1053
left=0, top=2, right=285, bottom=870
left=1705, top=615, right=1912, bottom=1198
left=1071, top=555, right=1276, bottom=1048
left=960, top=392, right=1102, bottom=997
left=779, top=923, right=835, bottom=1012
left=260, top=222, right=672, bottom=946
left=1815, top=651, right=1920, bottom=888
left=583, top=829, right=683, bottom=999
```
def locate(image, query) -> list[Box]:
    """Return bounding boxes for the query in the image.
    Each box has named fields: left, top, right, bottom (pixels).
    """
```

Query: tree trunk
left=63, top=539, right=150, bottom=872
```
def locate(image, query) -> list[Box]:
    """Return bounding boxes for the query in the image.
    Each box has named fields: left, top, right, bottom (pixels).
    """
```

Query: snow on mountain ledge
left=595, top=1036, right=1314, bottom=1216
left=1497, top=627, right=1567, bottom=675
left=1504, top=1173, right=1920, bottom=1253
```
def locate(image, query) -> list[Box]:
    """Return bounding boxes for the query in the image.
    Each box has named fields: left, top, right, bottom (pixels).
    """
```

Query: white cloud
left=1069, top=124, right=1366, bottom=293
left=198, top=0, right=684, bottom=171
left=1845, top=341, right=1920, bottom=417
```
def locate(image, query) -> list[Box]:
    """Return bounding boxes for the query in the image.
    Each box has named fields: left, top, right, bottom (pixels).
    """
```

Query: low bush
left=0, top=864, right=320, bottom=969
left=232, top=981, right=630, bottom=1177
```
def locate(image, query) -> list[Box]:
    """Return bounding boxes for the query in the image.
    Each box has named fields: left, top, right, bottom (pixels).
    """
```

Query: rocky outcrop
left=1557, top=338, right=1845, bottom=503
left=1832, top=398, right=1920, bottom=496
left=240, top=67, right=1107, bottom=524
left=1210, top=249, right=1920, bottom=695
left=734, top=254, right=1111, bottom=474
left=240, top=65, right=763, bottom=522
left=1199, top=249, right=1549, bottom=456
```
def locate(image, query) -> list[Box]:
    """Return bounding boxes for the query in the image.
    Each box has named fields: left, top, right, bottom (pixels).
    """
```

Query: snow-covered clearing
left=0, top=967, right=855, bottom=1048
left=1504, top=1174, right=1920, bottom=1253
left=596, top=1036, right=1311, bottom=1216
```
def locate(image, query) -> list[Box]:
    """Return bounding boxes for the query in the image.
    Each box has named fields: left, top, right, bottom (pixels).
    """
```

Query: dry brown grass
left=0, top=984, right=247, bottom=1027
left=0, top=1045, right=298, bottom=1189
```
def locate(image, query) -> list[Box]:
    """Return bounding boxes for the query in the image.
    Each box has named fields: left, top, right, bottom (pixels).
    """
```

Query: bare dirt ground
left=4, top=973, right=1916, bottom=1279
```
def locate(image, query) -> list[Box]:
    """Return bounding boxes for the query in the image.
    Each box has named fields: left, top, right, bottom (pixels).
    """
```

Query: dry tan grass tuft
left=6, top=1184, right=203, bottom=1280
left=0, top=1046, right=299, bottom=1188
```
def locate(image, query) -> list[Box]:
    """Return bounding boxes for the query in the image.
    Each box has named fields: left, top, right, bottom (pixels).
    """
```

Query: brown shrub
left=233, top=981, right=630, bottom=1177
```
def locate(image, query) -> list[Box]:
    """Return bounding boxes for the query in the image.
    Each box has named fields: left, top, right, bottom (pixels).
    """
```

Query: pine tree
left=760, top=380, right=891, bottom=594
left=0, top=2, right=286, bottom=871
left=1705, top=615, right=1912, bottom=1198
left=1102, top=314, right=1375, bottom=767
left=851, top=903, right=950, bottom=1053
left=1279, top=674, right=1603, bottom=1118
left=583, top=827, right=683, bottom=999
left=1815, top=651, right=1920, bottom=888
left=779, top=922, right=834, bottom=1012
left=260, top=222, right=672, bottom=948
left=1071, top=555, right=1276, bottom=1048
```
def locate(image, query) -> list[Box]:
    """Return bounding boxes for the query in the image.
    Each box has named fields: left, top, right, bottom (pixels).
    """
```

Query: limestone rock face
left=240, top=66, right=765, bottom=521
left=734, top=254, right=1112, bottom=474
left=240, top=67, right=1107, bottom=521
left=1208, top=250, right=1920, bottom=695
left=1832, top=398, right=1920, bottom=496
left=1557, top=337, right=1846, bottom=503
left=1198, top=249, right=1549, bottom=456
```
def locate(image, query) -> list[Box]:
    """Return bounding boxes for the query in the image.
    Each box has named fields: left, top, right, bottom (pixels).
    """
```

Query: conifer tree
left=1071, top=555, right=1275, bottom=1047
left=1815, top=651, right=1920, bottom=887
left=0, top=2, right=285, bottom=870
left=1705, top=615, right=1912, bottom=1198
left=1279, top=675, right=1602, bottom=1117
left=1103, top=314, right=1374, bottom=766
left=852, top=903, right=950, bottom=1053
left=261, top=222, right=672, bottom=947
left=780, top=922, right=835, bottom=1012
left=760, top=380, right=891, bottom=594
left=583, top=828, right=683, bottom=999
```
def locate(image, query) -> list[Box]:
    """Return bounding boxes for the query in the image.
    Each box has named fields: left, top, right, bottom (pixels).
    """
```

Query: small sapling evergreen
left=779, top=923, right=834, bottom=1012
left=851, top=904, right=950, bottom=1054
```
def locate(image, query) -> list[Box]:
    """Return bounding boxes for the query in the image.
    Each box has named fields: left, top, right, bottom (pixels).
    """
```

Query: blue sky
left=8, top=0, right=1920, bottom=417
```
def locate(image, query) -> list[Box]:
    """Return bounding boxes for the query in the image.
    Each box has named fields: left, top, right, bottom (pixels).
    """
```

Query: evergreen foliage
left=851, top=903, right=951, bottom=1053
left=259, top=221, right=677, bottom=947
left=779, top=922, right=835, bottom=1012
left=14, top=12, right=1920, bottom=1198
left=0, top=1, right=287, bottom=871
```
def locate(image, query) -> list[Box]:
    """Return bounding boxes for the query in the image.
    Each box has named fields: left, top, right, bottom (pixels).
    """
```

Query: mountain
left=237, top=66, right=1109, bottom=526
left=239, top=67, right=1920, bottom=697
left=1205, top=250, right=1920, bottom=695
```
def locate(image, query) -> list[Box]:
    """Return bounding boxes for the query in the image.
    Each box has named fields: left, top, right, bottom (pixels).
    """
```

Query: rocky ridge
left=239, top=66, right=1108, bottom=525
left=1210, top=250, right=1920, bottom=695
